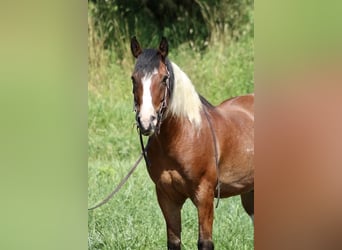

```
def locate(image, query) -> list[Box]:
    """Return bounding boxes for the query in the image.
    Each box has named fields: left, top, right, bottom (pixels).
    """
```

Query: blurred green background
left=0, top=1, right=87, bottom=250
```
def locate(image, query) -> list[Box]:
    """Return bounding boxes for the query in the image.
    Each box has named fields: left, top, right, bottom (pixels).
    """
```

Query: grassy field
left=88, top=9, right=254, bottom=248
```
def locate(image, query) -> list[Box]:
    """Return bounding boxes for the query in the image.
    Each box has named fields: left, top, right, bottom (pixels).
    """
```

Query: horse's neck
left=158, top=114, right=196, bottom=144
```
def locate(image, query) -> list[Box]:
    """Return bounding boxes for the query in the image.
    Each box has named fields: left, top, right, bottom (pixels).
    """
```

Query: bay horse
left=130, top=37, right=254, bottom=250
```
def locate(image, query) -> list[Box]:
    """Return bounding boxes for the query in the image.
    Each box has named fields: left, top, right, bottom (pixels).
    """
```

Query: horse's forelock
left=134, top=49, right=161, bottom=75
left=133, top=49, right=174, bottom=94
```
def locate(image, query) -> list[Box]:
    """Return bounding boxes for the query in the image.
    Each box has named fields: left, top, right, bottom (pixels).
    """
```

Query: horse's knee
left=168, top=240, right=181, bottom=250
left=198, top=239, right=214, bottom=250
left=241, top=190, right=254, bottom=216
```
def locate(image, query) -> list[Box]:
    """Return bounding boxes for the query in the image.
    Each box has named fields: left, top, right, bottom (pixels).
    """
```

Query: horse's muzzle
left=137, top=114, right=157, bottom=136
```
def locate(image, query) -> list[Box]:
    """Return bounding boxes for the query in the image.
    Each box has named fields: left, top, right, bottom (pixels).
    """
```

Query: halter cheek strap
left=155, top=67, right=170, bottom=134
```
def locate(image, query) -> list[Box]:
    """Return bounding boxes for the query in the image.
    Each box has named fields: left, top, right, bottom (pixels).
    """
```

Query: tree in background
left=88, top=0, right=253, bottom=59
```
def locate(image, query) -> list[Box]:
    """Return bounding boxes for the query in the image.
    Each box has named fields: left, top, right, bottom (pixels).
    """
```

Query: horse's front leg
left=194, top=181, right=215, bottom=250
left=156, top=186, right=186, bottom=250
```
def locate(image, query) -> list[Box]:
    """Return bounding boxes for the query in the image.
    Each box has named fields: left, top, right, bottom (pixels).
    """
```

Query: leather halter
left=136, top=66, right=170, bottom=168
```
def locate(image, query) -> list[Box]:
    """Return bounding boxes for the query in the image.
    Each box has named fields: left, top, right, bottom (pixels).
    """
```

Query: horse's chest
left=157, top=170, right=188, bottom=195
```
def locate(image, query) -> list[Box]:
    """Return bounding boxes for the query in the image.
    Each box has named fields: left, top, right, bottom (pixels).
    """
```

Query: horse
left=130, top=36, right=254, bottom=250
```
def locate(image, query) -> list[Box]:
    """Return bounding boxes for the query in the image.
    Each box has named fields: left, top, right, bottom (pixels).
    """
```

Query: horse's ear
left=131, top=36, right=142, bottom=58
left=158, top=37, right=168, bottom=60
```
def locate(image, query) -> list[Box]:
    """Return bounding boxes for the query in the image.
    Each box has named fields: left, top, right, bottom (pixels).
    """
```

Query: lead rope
left=88, top=126, right=150, bottom=211
left=89, top=68, right=169, bottom=210
left=203, top=106, right=221, bottom=208
left=88, top=154, right=143, bottom=210
left=139, top=129, right=150, bottom=168
left=88, top=131, right=150, bottom=211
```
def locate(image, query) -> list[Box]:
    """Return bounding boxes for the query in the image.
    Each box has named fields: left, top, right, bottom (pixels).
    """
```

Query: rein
left=203, top=106, right=221, bottom=208
left=88, top=153, right=143, bottom=210
left=88, top=130, right=150, bottom=211
left=139, top=129, right=150, bottom=167
left=89, top=79, right=157, bottom=211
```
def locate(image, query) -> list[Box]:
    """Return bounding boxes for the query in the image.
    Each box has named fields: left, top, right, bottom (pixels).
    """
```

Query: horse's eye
left=161, top=75, right=168, bottom=85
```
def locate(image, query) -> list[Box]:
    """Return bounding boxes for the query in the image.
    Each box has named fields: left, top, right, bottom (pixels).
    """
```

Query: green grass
left=88, top=158, right=253, bottom=249
left=88, top=16, right=254, bottom=248
left=88, top=172, right=253, bottom=249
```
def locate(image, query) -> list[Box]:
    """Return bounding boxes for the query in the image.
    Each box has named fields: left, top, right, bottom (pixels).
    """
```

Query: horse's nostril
left=150, top=115, right=157, bottom=123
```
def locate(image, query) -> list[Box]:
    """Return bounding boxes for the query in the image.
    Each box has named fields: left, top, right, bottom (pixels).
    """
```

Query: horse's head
left=130, top=37, right=171, bottom=136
